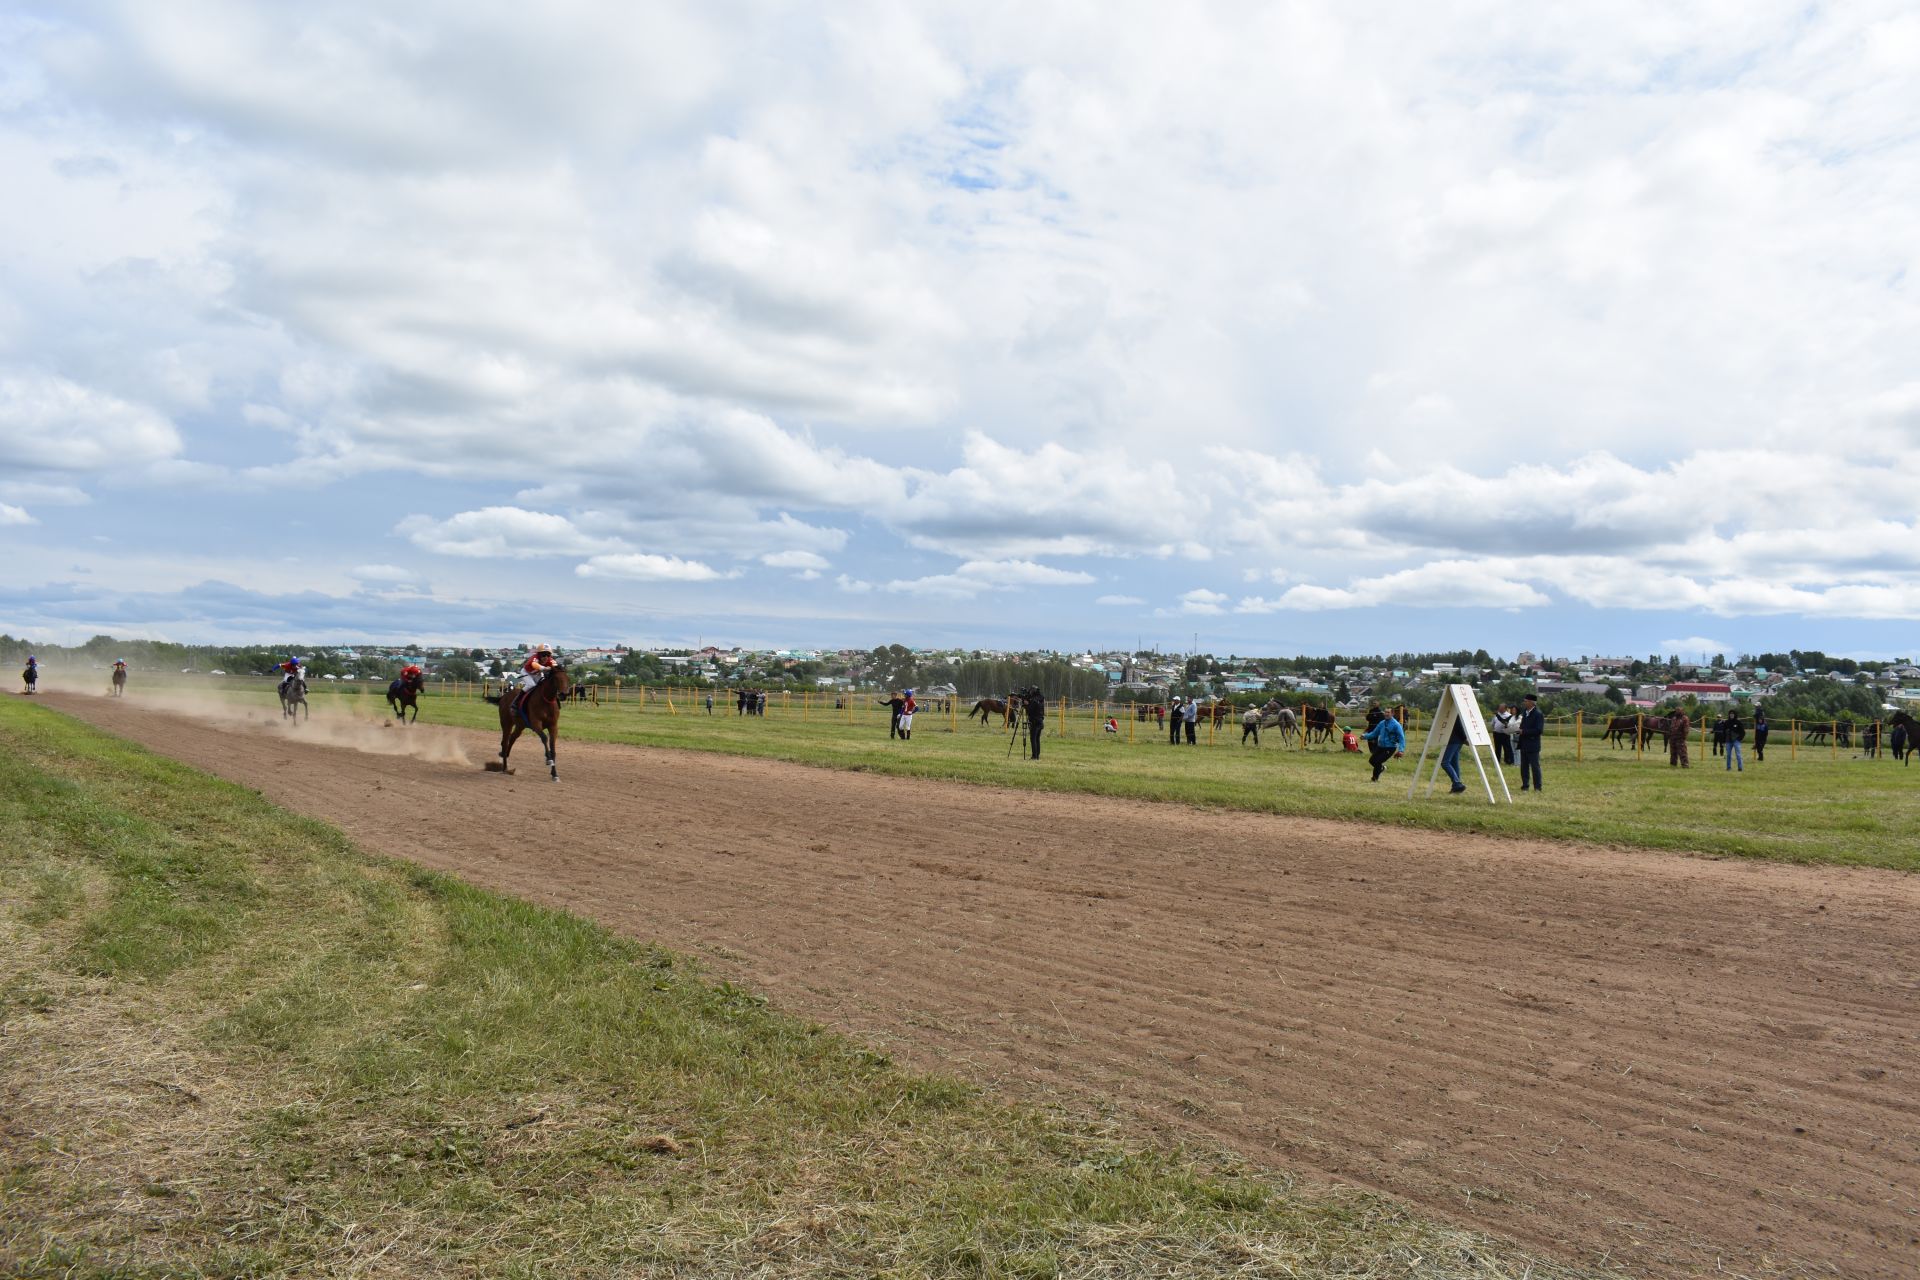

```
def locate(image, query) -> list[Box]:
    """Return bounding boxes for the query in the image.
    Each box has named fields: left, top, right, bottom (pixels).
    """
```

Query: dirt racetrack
left=39, top=692, right=1920, bottom=1278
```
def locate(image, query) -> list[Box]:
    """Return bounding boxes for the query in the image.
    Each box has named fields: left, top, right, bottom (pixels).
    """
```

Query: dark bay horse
left=110, top=666, right=127, bottom=697
left=486, top=666, right=570, bottom=780
left=386, top=672, right=425, bottom=723
left=1300, top=704, right=1338, bottom=744
left=279, top=675, right=308, bottom=720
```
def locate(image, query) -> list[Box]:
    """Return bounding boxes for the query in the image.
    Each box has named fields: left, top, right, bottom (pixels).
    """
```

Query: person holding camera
left=1020, top=686, right=1047, bottom=759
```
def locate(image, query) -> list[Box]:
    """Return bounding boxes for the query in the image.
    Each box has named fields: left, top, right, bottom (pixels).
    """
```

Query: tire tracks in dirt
left=38, top=692, right=1920, bottom=1278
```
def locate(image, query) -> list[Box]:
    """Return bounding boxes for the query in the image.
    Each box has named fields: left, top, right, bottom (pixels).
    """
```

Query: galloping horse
left=1241, top=699, right=1297, bottom=746
left=486, top=665, right=571, bottom=780
left=969, top=696, right=1019, bottom=727
left=110, top=665, right=127, bottom=697
left=279, top=675, right=308, bottom=720
left=386, top=671, right=425, bottom=723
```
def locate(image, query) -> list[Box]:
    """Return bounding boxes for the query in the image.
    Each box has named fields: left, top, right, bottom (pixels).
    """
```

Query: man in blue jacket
left=1363, top=709, right=1406, bottom=781
left=1517, top=693, right=1545, bottom=792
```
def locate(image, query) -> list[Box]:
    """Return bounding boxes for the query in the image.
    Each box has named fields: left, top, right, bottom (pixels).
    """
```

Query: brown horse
left=386, top=672, right=425, bottom=723
left=485, top=666, right=570, bottom=780
left=969, top=697, right=1018, bottom=727
left=110, top=666, right=127, bottom=697
left=1300, top=704, right=1338, bottom=744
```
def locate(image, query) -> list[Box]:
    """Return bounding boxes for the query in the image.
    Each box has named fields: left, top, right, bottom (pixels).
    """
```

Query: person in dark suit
left=1022, top=687, right=1047, bottom=760
left=1517, top=693, right=1545, bottom=792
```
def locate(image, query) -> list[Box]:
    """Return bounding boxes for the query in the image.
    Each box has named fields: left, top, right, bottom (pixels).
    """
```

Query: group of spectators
left=1667, top=706, right=1767, bottom=770
left=732, top=688, right=768, bottom=716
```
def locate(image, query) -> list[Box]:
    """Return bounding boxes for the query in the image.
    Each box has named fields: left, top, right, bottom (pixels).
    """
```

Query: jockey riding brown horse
left=485, top=664, right=571, bottom=780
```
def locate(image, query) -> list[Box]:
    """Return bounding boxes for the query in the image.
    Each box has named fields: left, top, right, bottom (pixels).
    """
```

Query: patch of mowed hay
left=0, top=910, right=254, bottom=1268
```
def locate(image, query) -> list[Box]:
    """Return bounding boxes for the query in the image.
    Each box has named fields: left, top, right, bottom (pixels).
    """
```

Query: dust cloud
left=49, top=679, right=476, bottom=768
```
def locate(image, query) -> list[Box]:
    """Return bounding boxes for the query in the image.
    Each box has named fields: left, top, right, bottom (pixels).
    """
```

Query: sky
left=1, top=1, right=1918, bottom=662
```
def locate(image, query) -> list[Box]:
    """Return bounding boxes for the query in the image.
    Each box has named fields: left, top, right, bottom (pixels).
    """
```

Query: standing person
left=1516, top=693, right=1545, bottom=793
left=1021, top=686, right=1047, bottom=760
left=1668, top=706, right=1691, bottom=768
left=1183, top=697, right=1199, bottom=745
left=1364, top=702, right=1384, bottom=733
left=1439, top=715, right=1470, bottom=794
left=1362, top=705, right=1406, bottom=781
left=1751, top=706, right=1769, bottom=761
left=899, top=689, right=917, bottom=741
left=1861, top=718, right=1880, bottom=759
left=1724, top=709, right=1745, bottom=771
left=879, top=690, right=905, bottom=738
left=704, top=692, right=713, bottom=715
left=1711, top=713, right=1726, bottom=757
left=1167, top=698, right=1183, bottom=745
left=1154, top=703, right=1166, bottom=733
left=1491, top=704, right=1516, bottom=765
left=736, top=688, right=747, bottom=715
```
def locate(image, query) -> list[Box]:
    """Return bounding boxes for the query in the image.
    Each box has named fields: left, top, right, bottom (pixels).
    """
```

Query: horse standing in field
left=386, top=670, right=425, bottom=723
left=1890, top=711, right=1915, bottom=764
left=969, top=696, right=1018, bottom=727
left=279, top=675, right=308, bottom=720
left=1300, top=705, right=1339, bottom=745
left=1241, top=699, right=1297, bottom=746
left=486, top=664, right=571, bottom=780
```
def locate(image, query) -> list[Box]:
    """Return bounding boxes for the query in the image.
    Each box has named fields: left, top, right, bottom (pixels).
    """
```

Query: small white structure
left=1406, top=684, right=1512, bottom=805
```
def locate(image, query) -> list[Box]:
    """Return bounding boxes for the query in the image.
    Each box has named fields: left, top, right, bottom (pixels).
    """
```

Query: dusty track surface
left=39, top=693, right=1920, bottom=1278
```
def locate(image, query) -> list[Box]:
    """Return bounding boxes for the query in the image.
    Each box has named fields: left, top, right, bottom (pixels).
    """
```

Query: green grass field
left=0, top=694, right=1594, bottom=1278
left=244, top=678, right=1920, bottom=872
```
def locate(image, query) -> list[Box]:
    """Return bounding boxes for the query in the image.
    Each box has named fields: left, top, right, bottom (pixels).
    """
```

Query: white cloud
left=1659, top=635, right=1733, bottom=658
left=0, top=373, right=182, bottom=470
left=0, top=503, right=35, bottom=526
left=1264, top=562, right=1552, bottom=612
left=1167, top=587, right=1229, bottom=616
left=1096, top=594, right=1145, bottom=606
left=761, top=549, right=830, bottom=571
left=397, top=507, right=622, bottom=559
left=349, top=563, right=414, bottom=583
left=575, top=553, right=729, bottom=582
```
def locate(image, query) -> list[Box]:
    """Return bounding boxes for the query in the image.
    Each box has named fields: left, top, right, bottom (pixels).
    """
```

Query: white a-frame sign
left=1406, top=684, right=1513, bottom=804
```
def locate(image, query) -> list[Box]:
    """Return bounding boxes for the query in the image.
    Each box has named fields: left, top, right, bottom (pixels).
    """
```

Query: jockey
left=113, top=659, right=126, bottom=671
left=519, top=645, right=556, bottom=692
left=22, top=655, right=37, bottom=691
left=399, top=663, right=424, bottom=685
left=276, top=656, right=303, bottom=694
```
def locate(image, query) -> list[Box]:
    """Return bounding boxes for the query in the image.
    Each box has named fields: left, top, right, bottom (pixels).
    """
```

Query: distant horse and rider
left=484, top=663, right=571, bottom=781
left=279, top=674, right=308, bottom=720
left=386, top=664, right=426, bottom=723
left=110, top=661, right=127, bottom=697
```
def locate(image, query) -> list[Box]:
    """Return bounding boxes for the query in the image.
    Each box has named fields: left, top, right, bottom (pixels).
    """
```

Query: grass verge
left=0, top=696, right=1595, bottom=1277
